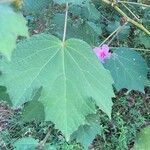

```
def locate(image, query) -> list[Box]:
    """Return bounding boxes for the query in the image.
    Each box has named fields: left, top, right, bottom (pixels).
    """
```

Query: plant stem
left=62, top=2, right=69, bottom=46
left=100, top=23, right=127, bottom=46
left=36, top=129, right=51, bottom=150
left=100, top=27, right=120, bottom=46
left=119, top=1, right=150, bottom=8
left=102, top=0, right=150, bottom=36
left=121, top=3, right=140, bottom=22
left=110, top=47, right=150, bottom=52
left=108, top=22, right=128, bottom=45
left=114, top=6, right=150, bottom=36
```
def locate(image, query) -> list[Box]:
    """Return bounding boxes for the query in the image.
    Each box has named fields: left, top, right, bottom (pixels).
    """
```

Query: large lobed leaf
left=104, top=48, right=148, bottom=92
left=0, top=4, right=28, bottom=60
left=0, top=34, right=114, bottom=140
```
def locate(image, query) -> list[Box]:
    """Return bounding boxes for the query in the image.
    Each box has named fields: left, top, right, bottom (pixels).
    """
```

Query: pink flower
left=93, top=44, right=111, bottom=63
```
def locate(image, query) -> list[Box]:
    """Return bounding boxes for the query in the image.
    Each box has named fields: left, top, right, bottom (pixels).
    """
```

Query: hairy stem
left=62, top=2, right=69, bottom=46
left=102, top=0, right=150, bottom=36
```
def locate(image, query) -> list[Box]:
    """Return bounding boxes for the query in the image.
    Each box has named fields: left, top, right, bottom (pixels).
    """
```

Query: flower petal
left=93, top=47, right=101, bottom=58
left=101, top=44, right=109, bottom=52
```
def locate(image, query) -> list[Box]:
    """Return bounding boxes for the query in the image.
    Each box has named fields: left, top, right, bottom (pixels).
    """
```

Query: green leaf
left=145, top=79, right=150, bottom=87
left=0, top=34, right=114, bottom=140
left=51, top=14, right=101, bottom=45
left=0, top=4, right=28, bottom=60
left=71, top=114, right=101, bottom=149
left=143, top=8, right=150, bottom=31
left=69, top=2, right=100, bottom=21
left=132, top=126, right=150, bottom=150
left=23, top=0, right=52, bottom=14
left=44, top=144, right=56, bottom=150
left=138, top=33, right=150, bottom=48
left=85, top=3, right=101, bottom=21
left=87, top=21, right=102, bottom=35
left=0, top=86, right=12, bottom=105
left=22, top=87, right=45, bottom=122
left=104, top=48, right=148, bottom=92
left=106, top=21, right=130, bottom=40
left=53, top=0, right=86, bottom=4
left=13, top=137, right=39, bottom=150
left=74, top=21, right=101, bottom=46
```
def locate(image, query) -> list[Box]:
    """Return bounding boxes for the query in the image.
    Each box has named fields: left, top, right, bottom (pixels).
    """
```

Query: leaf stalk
left=62, top=2, right=69, bottom=46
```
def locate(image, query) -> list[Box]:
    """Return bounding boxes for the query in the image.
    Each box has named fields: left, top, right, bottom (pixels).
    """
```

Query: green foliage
left=44, top=144, right=56, bottom=150
left=94, top=95, right=148, bottom=150
left=69, top=2, right=100, bottom=21
left=137, top=33, right=150, bottom=48
left=13, top=137, right=56, bottom=150
left=0, top=4, right=28, bottom=60
left=104, top=48, right=148, bottom=92
left=53, top=0, right=87, bottom=5
left=132, top=126, right=150, bottom=150
left=0, top=33, right=114, bottom=140
left=106, top=21, right=130, bottom=40
left=71, top=114, right=101, bottom=149
left=23, top=0, right=52, bottom=14
left=1, top=0, right=150, bottom=149
left=13, top=137, right=39, bottom=150
left=0, top=86, right=12, bottom=105
left=73, top=21, right=102, bottom=46
left=21, top=87, right=45, bottom=122
left=50, top=14, right=101, bottom=45
left=22, top=100, right=45, bottom=122
left=1, top=91, right=149, bottom=150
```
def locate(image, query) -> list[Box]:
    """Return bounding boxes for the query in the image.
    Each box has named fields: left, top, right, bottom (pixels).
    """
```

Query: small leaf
left=0, top=86, right=12, bottom=105
left=87, top=21, right=102, bottom=35
left=138, top=33, right=150, bottom=48
left=23, top=0, right=52, bottom=14
left=75, top=21, right=101, bottom=46
left=145, top=79, right=150, bottom=87
left=132, top=126, right=150, bottom=150
left=85, top=3, right=101, bottom=21
left=44, top=144, right=56, bottom=150
left=21, top=87, right=45, bottom=122
left=72, top=2, right=100, bottom=21
left=0, top=4, right=28, bottom=60
left=71, top=114, right=101, bottom=149
left=13, top=137, right=38, bottom=150
left=104, top=48, right=148, bottom=92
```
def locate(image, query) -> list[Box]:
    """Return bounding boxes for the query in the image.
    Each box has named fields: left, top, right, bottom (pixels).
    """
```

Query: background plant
left=0, top=0, right=150, bottom=149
